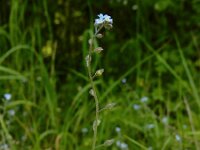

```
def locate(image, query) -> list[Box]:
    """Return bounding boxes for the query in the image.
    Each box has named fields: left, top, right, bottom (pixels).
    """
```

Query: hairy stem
left=87, top=25, right=104, bottom=150
left=87, top=37, right=99, bottom=150
left=88, top=49, right=100, bottom=150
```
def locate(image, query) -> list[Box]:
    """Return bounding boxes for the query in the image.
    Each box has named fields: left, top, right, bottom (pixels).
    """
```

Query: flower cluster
left=94, top=13, right=113, bottom=29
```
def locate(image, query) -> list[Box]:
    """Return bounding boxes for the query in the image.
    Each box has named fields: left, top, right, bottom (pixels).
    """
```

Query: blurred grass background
left=0, top=0, right=200, bottom=149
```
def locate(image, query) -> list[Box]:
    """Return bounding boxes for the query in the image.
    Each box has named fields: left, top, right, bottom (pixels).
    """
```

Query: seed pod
left=104, top=103, right=116, bottom=110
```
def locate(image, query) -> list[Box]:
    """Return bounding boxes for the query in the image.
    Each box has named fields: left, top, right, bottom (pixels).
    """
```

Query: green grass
left=0, top=0, right=200, bottom=149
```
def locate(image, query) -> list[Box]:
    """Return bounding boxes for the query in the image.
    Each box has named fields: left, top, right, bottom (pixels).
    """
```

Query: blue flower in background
left=115, top=127, right=121, bottom=133
left=133, top=104, right=141, bottom=110
left=116, top=140, right=129, bottom=150
left=161, top=116, right=168, bottom=124
left=4, top=93, right=12, bottom=101
left=145, top=123, right=155, bottom=129
left=140, top=96, right=148, bottom=103
left=175, top=134, right=182, bottom=142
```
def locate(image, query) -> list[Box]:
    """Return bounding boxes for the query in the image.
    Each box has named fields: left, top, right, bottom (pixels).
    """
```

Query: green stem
left=89, top=70, right=99, bottom=150
left=88, top=38, right=99, bottom=150
left=87, top=26, right=103, bottom=150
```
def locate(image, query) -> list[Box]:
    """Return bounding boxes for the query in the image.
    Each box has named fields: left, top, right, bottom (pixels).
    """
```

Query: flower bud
left=85, top=55, right=91, bottom=67
left=96, top=33, right=103, bottom=38
left=89, top=89, right=95, bottom=96
left=104, top=103, right=116, bottom=110
left=103, top=139, right=115, bottom=147
left=104, top=23, right=113, bottom=30
left=99, top=102, right=116, bottom=112
left=88, top=39, right=93, bottom=45
left=93, top=119, right=101, bottom=131
left=94, top=47, right=104, bottom=53
left=94, top=69, right=104, bottom=77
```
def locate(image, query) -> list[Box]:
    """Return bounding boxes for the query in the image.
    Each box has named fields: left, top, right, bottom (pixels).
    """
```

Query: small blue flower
left=175, top=134, right=181, bottom=142
left=161, top=116, right=168, bottom=124
left=0, top=143, right=9, bottom=150
left=133, top=104, right=141, bottom=110
left=94, top=13, right=113, bottom=26
left=95, top=14, right=104, bottom=25
left=4, top=93, right=12, bottom=101
left=103, top=14, right=113, bottom=24
left=115, top=127, right=121, bottom=133
left=121, top=78, right=127, bottom=84
left=81, top=127, right=88, bottom=134
left=116, top=140, right=129, bottom=150
left=8, top=109, right=15, bottom=116
left=148, top=146, right=153, bottom=150
left=98, top=13, right=104, bottom=19
left=146, top=123, right=155, bottom=129
left=140, top=96, right=148, bottom=103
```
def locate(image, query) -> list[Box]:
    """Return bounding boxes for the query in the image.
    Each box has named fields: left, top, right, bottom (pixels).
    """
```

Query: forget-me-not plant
left=86, top=13, right=114, bottom=150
